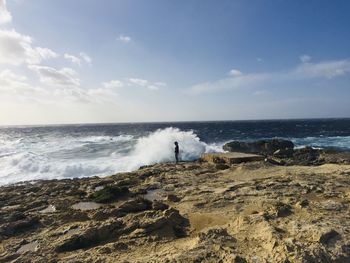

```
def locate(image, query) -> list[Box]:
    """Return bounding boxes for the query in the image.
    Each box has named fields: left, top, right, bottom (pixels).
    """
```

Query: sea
left=0, top=118, right=350, bottom=185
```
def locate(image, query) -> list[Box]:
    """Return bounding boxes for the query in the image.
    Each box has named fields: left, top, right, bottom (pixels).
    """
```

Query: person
left=174, top=141, right=179, bottom=163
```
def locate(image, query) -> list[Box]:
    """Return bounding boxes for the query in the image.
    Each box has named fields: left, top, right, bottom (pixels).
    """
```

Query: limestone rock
left=223, top=139, right=294, bottom=155
left=201, top=152, right=264, bottom=164
left=118, top=198, right=152, bottom=213
left=292, top=146, right=324, bottom=165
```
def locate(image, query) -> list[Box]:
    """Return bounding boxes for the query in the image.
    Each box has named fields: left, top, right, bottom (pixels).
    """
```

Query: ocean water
left=0, top=119, right=350, bottom=185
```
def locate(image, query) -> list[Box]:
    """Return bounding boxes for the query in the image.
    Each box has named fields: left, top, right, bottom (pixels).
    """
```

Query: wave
left=0, top=127, right=223, bottom=185
left=291, top=136, right=350, bottom=150
left=122, top=127, right=223, bottom=171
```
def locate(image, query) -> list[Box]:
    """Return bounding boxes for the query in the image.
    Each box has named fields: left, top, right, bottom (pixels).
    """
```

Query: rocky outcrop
left=223, top=139, right=294, bottom=156
left=222, top=139, right=331, bottom=166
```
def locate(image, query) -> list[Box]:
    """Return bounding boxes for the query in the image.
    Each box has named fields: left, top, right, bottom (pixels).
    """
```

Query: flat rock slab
left=201, top=152, right=264, bottom=164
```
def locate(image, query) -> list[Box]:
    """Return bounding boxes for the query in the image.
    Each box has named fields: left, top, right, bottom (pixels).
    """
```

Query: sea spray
left=0, top=127, right=222, bottom=185
left=125, top=127, right=209, bottom=170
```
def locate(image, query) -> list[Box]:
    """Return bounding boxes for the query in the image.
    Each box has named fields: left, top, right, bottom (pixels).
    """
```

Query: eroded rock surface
left=1, top=159, right=350, bottom=262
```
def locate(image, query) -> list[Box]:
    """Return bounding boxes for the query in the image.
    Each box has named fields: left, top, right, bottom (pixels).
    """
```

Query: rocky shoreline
left=1, top=140, right=350, bottom=262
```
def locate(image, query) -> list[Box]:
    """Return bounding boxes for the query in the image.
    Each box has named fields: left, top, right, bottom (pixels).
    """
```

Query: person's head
left=174, top=141, right=178, bottom=145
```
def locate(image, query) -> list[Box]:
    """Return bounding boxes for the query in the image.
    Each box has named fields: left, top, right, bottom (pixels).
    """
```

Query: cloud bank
left=0, top=29, right=58, bottom=65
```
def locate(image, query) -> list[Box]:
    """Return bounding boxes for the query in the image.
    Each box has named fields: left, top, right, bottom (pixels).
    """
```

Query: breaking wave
left=0, top=127, right=223, bottom=185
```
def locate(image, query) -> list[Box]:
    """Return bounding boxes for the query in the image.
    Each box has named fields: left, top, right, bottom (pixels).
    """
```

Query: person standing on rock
left=174, top=141, right=179, bottom=163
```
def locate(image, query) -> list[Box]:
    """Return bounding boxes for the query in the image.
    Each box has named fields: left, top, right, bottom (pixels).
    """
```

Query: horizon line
left=1, top=116, right=350, bottom=128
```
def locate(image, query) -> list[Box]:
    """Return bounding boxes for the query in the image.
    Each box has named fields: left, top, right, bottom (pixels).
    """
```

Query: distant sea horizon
left=1, top=116, right=349, bottom=128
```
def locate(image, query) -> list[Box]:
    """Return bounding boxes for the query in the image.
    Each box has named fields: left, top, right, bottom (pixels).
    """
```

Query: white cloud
left=0, top=29, right=58, bottom=65
left=229, top=69, right=243, bottom=77
left=28, top=65, right=80, bottom=87
left=0, top=69, right=28, bottom=90
left=293, top=59, right=350, bottom=79
left=79, top=52, right=92, bottom=65
left=257, top=57, right=263, bottom=62
left=127, top=78, right=166, bottom=90
left=86, top=87, right=119, bottom=102
left=118, top=34, right=131, bottom=43
left=102, top=80, right=124, bottom=89
left=128, top=78, right=148, bottom=86
left=64, top=53, right=81, bottom=66
left=0, top=0, right=11, bottom=24
left=190, top=73, right=268, bottom=94
left=0, top=68, right=119, bottom=106
left=64, top=52, right=92, bottom=66
left=34, top=47, right=58, bottom=60
left=300, top=54, right=311, bottom=63
left=0, top=69, right=52, bottom=104
left=189, top=59, right=350, bottom=94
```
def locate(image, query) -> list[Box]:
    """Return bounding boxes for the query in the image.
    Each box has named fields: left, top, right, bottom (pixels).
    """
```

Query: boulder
left=0, top=216, right=40, bottom=238
left=223, top=139, right=294, bottom=156
left=293, top=146, right=323, bottom=165
left=118, top=198, right=152, bottom=213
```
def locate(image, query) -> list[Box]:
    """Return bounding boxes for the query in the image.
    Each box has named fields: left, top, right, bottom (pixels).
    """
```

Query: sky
left=0, top=0, right=350, bottom=125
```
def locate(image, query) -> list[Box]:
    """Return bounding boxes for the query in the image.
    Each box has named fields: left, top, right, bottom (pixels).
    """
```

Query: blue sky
left=0, top=0, right=349, bottom=125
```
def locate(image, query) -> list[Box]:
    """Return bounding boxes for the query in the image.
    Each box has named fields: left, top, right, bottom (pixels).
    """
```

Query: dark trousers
left=175, top=152, right=179, bottom=163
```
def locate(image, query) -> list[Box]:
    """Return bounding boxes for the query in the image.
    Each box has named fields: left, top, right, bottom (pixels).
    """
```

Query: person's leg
left=175, top=153, right=178, bottom=163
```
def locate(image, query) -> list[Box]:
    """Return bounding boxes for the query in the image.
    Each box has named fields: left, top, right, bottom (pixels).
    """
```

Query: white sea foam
left=0, top=127, right=223, bottom=185
left=123, top=127, right=223, bottom=171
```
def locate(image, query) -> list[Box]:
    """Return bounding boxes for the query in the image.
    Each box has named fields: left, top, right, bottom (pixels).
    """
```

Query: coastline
left=1, top=148, right=350, bottom=262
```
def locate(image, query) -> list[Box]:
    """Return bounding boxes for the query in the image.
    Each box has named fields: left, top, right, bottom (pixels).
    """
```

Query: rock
left=90, top=185, right=129, bottom=203
left=167, top=194, right=181, bottom=202
left=322, top=151, right=350, bottom=164
left=0, top=216, right=40, bottom=238
left=55, top=219, right=124, bottom=252
left=113, top=242, right=128, bottom=251
left=152, top=200, right=169, bottom=211
left=118, top=198, right=152, bottom=213
left=315, top=229, right=341, bottom=245
left=293, top=146, right=323, bottom=165
left=223, top=139, right=294, bottom=156
left=295, top=199, right=309, bottom=208
left=7, top=211, right=26, bottom=222
left=215, top=163, right=230, bottom=170
left=265, top=157, right=285, bottom=165
left=265, top=202, right=292, bottom=218
left=320, top=200, right=345, bottom=211
left=163, top=208, right=188, bottom=229
left=201, top=152, right=264, bottom=164
left=273, top=148, right=294, bottom=158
